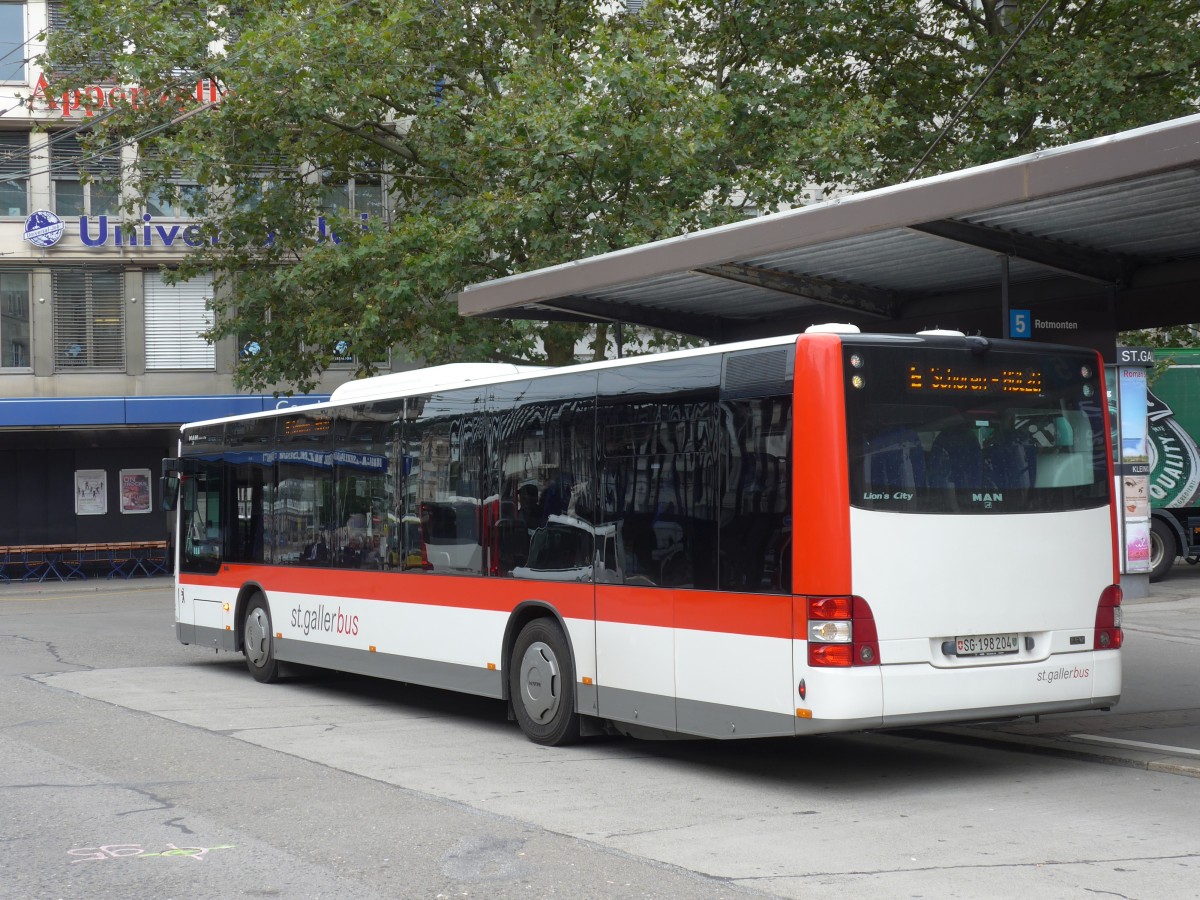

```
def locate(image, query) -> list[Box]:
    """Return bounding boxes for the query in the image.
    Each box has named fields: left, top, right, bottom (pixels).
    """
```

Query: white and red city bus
left=164, top=328, right=1121, bottom=745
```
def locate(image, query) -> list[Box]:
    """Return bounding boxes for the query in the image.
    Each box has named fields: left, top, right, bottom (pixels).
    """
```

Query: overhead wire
left=905, top=0, right=1055, bottom=182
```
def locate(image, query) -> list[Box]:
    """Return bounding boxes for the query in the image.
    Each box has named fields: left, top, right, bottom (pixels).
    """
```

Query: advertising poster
left=75, top=469, right=107, bottom=515
left=1118, top=366, right=1148, bottom=463
left=1117, top=365, right=1151, bottom=574
left=1126, top=519, right=1151, bottom=570
left=1122, top=474, right=1149, bottom=518
left=119, top=468, right=153, bottom=514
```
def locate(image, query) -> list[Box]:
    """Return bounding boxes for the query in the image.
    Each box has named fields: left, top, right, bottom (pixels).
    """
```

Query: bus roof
left=178, top=332, right=801, bottom=431
left=177, top=328, right=1092, bottom=432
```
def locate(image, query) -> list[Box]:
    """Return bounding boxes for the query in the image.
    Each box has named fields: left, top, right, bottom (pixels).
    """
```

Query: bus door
left=177, top=459, right=229, bottom=646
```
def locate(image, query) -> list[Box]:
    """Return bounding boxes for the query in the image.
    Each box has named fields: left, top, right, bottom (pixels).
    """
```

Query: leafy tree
left=1120, top=325, right=1200, bottom=349
left=39, top=1, right=1200, bottom=391
left=662, top=0, right=1200, bottom=191
left=41, top=1, right=741, bottom=390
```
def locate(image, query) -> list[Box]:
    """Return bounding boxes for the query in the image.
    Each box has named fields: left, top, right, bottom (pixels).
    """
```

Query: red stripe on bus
left=792, top=334, right=852, bottom=595
left=674, top=590, right=793, bottom=639
left=596, top=584, right=674, bottom=629
left=180, top=567, right=795, bottom=638
left=182, top=566, right=595, bottom=620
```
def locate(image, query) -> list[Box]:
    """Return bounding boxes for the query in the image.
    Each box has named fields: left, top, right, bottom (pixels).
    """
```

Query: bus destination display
left=282, top=416, right=332, bottom=438
left=907, top=364, right=1043, bottom=395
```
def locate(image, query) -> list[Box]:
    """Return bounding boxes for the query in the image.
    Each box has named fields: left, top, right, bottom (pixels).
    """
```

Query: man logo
left=23, top=209, right=66, bottom=248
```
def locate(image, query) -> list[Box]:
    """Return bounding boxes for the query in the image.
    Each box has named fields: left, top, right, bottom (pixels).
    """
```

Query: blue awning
left=0, top=394, right=330, bottom=428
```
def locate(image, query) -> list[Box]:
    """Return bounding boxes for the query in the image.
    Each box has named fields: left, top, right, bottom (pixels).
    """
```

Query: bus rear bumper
left=876, top=649, right=1121, bottom=727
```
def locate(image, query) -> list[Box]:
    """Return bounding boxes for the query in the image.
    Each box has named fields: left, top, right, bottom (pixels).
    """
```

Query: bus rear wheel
left=243, top=593, right=280, bottom=683
left=1150, top=518, right=1177, bottom=583
left=509, top=618, right=580, bottom=746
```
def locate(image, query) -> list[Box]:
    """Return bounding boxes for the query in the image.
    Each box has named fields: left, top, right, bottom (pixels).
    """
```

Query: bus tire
left=509, top=618, right=580, bottom=746
left=1149, top=518, right=1177, bottom=583
left=243, top=593, right=280, bottom=683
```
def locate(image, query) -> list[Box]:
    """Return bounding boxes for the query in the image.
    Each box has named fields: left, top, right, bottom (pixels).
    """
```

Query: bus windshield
left=845, top=342, right=1109, bottom=514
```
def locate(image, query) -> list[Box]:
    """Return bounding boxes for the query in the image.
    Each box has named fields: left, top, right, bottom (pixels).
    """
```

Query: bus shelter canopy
left=458, top=114, right=1200, bottom=347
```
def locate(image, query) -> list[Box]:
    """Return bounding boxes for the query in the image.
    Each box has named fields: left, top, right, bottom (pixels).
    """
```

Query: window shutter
left=144, top=272, right=215, bottom=370
left=47, top=2, right=114, bottom=77
left=49, top=131, right=121, bottom=178
left=0, top=133, right=27, bottom=177
left=52, top=271, right=126, bottom=371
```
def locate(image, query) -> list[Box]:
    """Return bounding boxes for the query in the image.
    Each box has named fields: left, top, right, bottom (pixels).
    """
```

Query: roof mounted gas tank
left=804, top=323, right=861, bottom=334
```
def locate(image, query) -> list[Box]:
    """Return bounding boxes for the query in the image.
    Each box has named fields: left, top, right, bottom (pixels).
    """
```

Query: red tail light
left=809, top=596, right=853, bottom=620
left=1094, top=584, right=1123, bottom=650
left=805, top=595, right=880, bottom=667
left=809, top=643, right=853, bottom=667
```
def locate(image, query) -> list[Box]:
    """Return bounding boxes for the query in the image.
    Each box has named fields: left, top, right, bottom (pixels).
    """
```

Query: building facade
left=0, top=1, right=371, bottom=546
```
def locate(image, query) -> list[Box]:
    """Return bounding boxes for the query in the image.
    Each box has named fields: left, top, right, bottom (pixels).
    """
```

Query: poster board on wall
left=74, top=469, right=107, bottom=516
left=119, top=468, right=152, bottom=514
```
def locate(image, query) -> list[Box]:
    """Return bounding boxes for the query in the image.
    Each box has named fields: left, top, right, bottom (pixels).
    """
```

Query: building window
left=144, top=271, right=215, bottom=369
left=50, top=132, right=121, bottom=217
left=0, top=132, right=29, bottom=217
left=234, top=175, right=269, bottom=212
left=1, top=272, right=30, bottom=368
left=146, top=183, right=204, bottom=218
left=321, top=165, right=384, bottom=220
left=0, top=3, right=25, bottom=82
left=52, top=271, right=125, bottom=371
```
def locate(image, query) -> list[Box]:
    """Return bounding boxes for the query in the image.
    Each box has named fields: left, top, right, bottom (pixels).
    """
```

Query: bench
left=0, top=542, right=171, bottom=584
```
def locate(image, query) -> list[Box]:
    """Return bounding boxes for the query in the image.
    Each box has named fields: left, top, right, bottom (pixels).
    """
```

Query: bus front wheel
left=1150, top=518, right=1177, bottom=583
left=243, top=593, right=280, bottom=683
left=509, top=619, right=580, bottom=746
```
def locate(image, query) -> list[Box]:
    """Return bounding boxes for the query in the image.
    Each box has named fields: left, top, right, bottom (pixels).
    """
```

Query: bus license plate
left=955, top=633, right=1019, bottom=656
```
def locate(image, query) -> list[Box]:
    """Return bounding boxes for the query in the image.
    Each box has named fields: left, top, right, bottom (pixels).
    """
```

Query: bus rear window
left=844, top=343, right=1109, bottom=514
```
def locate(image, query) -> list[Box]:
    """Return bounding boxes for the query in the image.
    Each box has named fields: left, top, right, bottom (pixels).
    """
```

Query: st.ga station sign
left=29, top=73, right=225, bottom=118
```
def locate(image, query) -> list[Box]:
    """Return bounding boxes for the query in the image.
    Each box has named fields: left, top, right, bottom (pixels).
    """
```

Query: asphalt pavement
left=5, top=565, right=1200, bottom=777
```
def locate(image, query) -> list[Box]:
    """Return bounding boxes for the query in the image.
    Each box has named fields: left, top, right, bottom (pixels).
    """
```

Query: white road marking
left=1070, top=733, right=1200, bottom=758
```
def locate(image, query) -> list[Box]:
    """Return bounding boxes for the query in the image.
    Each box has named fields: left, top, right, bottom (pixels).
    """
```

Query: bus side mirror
left=161, top=475, right=179, bottom=511
left=161, top=457, right=191, bottom=511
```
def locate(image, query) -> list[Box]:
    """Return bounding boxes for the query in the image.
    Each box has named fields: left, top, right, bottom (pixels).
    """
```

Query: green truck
left=1147, top=349, right=1200, bottom=580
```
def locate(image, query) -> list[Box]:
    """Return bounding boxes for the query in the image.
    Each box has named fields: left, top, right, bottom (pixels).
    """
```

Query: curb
left=0, top=576, right=173, bottom=600
left=908, top=725, right=1200, bottom=778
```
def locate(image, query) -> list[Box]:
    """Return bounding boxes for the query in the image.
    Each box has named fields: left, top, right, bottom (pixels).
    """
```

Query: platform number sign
left=1010, top=309, right=1032, bottom=339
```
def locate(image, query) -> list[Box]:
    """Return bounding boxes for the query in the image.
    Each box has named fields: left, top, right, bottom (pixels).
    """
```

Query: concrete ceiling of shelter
left=457, top=114, right=1200, bottom=343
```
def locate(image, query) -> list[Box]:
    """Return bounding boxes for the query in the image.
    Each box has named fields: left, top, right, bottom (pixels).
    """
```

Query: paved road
left=2, top=574, right=1199, bottom=899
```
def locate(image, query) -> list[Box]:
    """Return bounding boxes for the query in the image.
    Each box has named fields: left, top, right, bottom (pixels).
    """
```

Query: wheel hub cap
left=519, top=641, right=560, bottom=724
left=245, top=609, right=269, bottom=667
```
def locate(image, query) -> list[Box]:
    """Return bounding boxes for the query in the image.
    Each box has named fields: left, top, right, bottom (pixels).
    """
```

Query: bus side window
left=491, top=376, right=597, bottom=579
left=718, top=395, right=791, bottom=594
